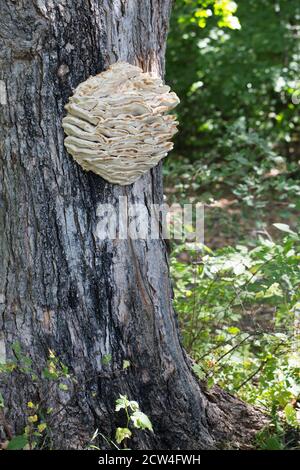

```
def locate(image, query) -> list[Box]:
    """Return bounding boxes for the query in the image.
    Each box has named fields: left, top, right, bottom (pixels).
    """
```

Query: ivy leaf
left=7, top=435, right=28, bottom=450
left=130, top=411, right=153, bottom=432
left=115, top=427, right=132, bottom=444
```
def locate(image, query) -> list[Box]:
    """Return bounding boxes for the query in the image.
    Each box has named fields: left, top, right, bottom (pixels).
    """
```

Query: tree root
left=203, top=383, right=269, bottom=449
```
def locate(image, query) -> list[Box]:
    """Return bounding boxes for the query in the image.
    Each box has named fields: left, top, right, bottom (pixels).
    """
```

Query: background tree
left=0, top=0, right=264, bottom=450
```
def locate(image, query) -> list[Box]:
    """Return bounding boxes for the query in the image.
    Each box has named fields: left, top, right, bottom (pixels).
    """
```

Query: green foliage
left=284, top=403, right=299, bottom=428
left=115, top=394, right=153, bottom=447
left=167, top=0, right=300, bottom=165
left=42, top=349, right=70, bottom=387
left=0, top=348, right=70, bottom=450
left=171, top=231, right=300, bottom=425
left=87, top=395, right=153, bottom=450
left=166, top=2, right=300, bottom=439
left=256, top=428, right=284, bottom=450
left=122, top=360, right=131, bottom=370
left=101, top=354, right=112, bottom=366
left=115, top=395, right=139, bottom=413
left=4, top=399, right=49, bottom=450
left=1, top=344, right=140, bottom=450
left=164, top=118, right=300, bottom=213
left=7, top=435, right=28, bottom=451
left=130, top=411, right=153, bottom=432
left=176, top=0, right=241, bottom=30
left=255, top=405, right=295, bottom=450
left=0, top=392, right=4, bottom=408
left=115, top=427, right=132, bottom=445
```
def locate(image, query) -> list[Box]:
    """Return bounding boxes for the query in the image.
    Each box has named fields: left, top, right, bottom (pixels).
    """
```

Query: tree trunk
left=0, top=0, right=265, bottom=450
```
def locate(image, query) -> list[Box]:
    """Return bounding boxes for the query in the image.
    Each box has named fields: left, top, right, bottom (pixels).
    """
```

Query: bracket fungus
left=62, top=62, right=179, bottom=185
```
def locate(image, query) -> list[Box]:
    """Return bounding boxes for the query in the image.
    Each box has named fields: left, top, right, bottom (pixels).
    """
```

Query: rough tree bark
left=0, top=0, right=265, bottom=449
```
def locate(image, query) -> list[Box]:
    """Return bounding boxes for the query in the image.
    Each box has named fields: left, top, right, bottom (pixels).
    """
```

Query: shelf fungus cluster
left=62, top=62, right=179, bottom=185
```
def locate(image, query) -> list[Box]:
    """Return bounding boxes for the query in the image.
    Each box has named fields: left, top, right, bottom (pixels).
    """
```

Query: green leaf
left=115, top=394, right=139, bottom=412
left=115, top=394, right=130, bottom=412
left=284, top=403, right=298, bottom=427
left=37, top=423, right=47, bottom=433
left=228, top=326, right=240, bottom=335
left=7, top=435, right=28, bottom=450
left=59, top=383, right=68, bottom=391
left=122, top=360, right=131, bottom=370
left=130, top=411, right=153, bottom=432
left=115, top=427, right=132, bottom=444
left=207, top=376, right=214, bottom=389
left=28, top=414, right=38, bottom=423
left=101, top=354, right=112, bottom=366
left=128, top=400, right=139, bottom=412
left=42, top=368, right=59, bottom=380
left=90, top=429, right=99, bottom=442
left=273, top=223, right=296, bottom=235
left=263, top=436, right=283, bottom=450
left=12, top=341, right=22, bottom=360
left=264, top=282, right=283, bottom=298
left=192, top=363, right=206, bottom=380
left=233, top=263, right=246, bottom=275
left=60, top=363, right=69, bottom=376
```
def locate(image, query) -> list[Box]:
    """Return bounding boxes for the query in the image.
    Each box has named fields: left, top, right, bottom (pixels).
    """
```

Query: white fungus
left=62, top=62, right=179, bottom=185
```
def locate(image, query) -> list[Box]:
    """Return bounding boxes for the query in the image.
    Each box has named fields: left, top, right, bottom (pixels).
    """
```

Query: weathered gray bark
left=0, top=0, right=265, bottom=450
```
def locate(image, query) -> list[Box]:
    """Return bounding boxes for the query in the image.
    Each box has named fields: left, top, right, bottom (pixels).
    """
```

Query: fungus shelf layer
left=62, top=62, right=179, bottom=185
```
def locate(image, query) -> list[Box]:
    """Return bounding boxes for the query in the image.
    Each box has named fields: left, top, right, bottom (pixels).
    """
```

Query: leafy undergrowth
left=164, top=119, right=300, bottom=249
left=165, top=0, right=300, bottom=449
left=170, top=228, right=300, bottom=449
left=166, top=151, right=300, bottom=448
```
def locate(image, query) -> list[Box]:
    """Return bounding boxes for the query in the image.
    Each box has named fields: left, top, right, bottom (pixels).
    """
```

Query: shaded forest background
left=165, top=0, right=300, bottom=449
